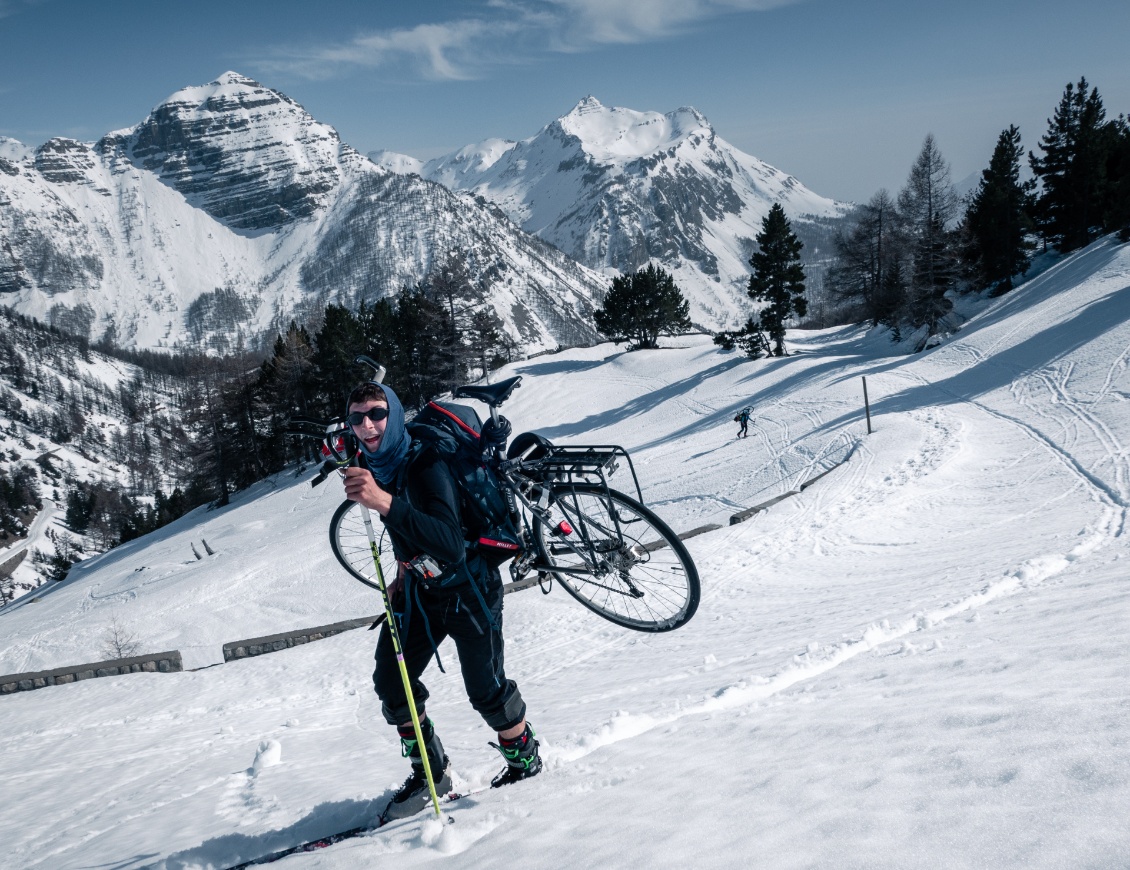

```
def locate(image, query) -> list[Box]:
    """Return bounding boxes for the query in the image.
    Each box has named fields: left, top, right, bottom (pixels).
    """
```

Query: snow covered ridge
left=0, top=308, right=193, bottom=603
left=0, top=73, right=605, bottom=353
left=115, top=71, right=351, bottom=230
left=373, top=96, right=852, bottom=329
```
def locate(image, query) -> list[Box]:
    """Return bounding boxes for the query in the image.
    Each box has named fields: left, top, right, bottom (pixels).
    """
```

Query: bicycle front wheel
left=533, top=485, right=700, bottom=632
left=329, top=500, right=398, bottom=591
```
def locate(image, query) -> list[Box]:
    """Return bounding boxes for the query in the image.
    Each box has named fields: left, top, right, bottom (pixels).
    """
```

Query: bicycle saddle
left=454, top=376, right=522, bottom=407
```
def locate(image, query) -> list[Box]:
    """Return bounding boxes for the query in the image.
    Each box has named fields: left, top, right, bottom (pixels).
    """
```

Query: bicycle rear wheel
left=533, top=485, right=700, bottom=632
left=329, top=500, right=398, bottom=591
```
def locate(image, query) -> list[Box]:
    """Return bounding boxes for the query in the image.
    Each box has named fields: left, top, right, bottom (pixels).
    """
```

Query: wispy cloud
left=545, top=0, right=800, bottom=49
left=261, top=19, right=508, bottom=81
left=256, top=0, right=804, bottom=81
left=0, top=0, right=49, bottom=21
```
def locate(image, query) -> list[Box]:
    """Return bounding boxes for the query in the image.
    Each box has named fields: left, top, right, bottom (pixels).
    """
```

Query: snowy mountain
left=373, top=97, right=851, bottom=328
left=0, top=309, right=197, bottom=603
left=2, top=236, right=1128, bottom=868
left=0, top=74, right=606, bottom=353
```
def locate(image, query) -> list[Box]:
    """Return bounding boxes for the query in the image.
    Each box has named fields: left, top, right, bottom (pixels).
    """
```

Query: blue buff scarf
left=356, top=383, right=412, bottom=485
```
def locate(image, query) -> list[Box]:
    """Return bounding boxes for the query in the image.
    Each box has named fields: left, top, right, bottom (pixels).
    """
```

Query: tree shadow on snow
left=529, top=357, right=750, bottom=441
left=849, top=280, right=1130, bottom=411
left=514, top=354, right=618, bottom=377
left=816, top=277, right=1130, bottom=440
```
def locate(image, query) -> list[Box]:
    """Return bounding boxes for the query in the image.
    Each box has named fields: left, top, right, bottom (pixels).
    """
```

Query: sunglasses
left=346, top=406, right=390, bottom=427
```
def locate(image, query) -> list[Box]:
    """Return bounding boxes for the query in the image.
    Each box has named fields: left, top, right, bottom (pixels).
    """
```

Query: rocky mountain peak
left=34, top=138, right=99, bottom=185
left=213, top=70, right=261, bottom=88
left=119, top=72, right=345, bottom=230
left=567, top=95, right=604, bottom=114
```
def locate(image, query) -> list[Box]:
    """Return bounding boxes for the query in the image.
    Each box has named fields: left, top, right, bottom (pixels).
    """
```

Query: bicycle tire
left=533, top=485, right=700, bottom=632
left=329, top=499, right=399, bottom=591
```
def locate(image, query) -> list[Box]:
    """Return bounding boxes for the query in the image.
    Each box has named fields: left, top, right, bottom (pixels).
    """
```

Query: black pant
left=373, top=572, right=526, bottom=733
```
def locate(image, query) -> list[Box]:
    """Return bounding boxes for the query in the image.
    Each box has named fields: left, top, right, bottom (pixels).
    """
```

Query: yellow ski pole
left=356, top=496, right=442, bottom=818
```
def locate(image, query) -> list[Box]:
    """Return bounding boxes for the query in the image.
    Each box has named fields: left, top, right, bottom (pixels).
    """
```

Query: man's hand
left=342, top=466, right=394, bottom=515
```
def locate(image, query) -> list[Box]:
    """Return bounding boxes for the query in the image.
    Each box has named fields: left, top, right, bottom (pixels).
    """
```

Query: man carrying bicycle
left=341, top=380, right=541, bottom=824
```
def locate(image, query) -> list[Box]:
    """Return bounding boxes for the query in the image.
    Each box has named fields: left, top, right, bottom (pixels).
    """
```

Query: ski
left=223, top=788, right=483, bottom=869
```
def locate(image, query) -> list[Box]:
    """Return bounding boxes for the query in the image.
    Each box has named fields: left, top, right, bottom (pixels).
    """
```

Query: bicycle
left=290, top=370, right=700, bottom=633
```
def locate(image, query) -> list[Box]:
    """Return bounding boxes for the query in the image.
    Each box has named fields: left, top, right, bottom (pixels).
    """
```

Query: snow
left=555, top=96, right=711, bottom=162
left=367, top=149, right=425, bottom=176
left=2, top=236, right=1130, bottom=868
left=154, top=71, right=273, bottom=110
left=0, top=136, right=31, bottom=161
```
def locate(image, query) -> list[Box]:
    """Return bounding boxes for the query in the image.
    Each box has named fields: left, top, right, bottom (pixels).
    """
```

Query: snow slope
left=1, top=237, right=1129, bottom=869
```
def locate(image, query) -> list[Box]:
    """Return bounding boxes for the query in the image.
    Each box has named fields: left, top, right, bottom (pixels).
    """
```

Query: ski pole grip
left=354, top=355, right=387, bottom=384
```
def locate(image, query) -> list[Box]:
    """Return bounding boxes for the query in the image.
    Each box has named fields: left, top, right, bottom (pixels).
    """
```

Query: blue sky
left=0, top=0, right=1127, bottom=202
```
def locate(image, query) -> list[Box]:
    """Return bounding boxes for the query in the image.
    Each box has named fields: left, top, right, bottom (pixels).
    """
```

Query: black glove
left=480, top=415, right=512, bottom=451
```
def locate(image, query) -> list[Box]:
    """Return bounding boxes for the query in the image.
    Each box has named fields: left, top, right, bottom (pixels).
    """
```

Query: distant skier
left=734, top=406, right=752, bottom=439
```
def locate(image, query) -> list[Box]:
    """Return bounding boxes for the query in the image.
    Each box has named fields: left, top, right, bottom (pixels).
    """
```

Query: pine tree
left=963, top=125, right=1036, bottom=294
left=387, top=285, right=459, bottom=408
left=309, top=303, right=367, bottom=419
left=262, top=323, right=315, bottom=419
left=1030, top=78, right=1108, bottom=251
left=898, top=135, right=959, bottom=334
left=593, top=264, right=692, bottom=351
left=909, top=211, right=959, bottom=330
left=181, top=357, right=243, bottom=507
left=1101, top=115, right=1130, bottom=240
left=425, top=251, right=479, bottom=384
left=880, top=259, right=909, bottom=342
left=712, top=316, right=772, bottom=360
left=747, top=203, right=806, bottom=357
left=467, top=308, right=506, bottom=378
left=357, top=296, right=401, bottom=374
left=827, top=189, right=906, bottom=326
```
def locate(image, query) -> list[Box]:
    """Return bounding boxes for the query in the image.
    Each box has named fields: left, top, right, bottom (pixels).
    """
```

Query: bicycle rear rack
left=534, top=445, right=644, bottom=504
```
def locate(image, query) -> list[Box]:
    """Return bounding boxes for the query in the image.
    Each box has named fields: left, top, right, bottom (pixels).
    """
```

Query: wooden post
left=862, top=376, right=873, bottom=435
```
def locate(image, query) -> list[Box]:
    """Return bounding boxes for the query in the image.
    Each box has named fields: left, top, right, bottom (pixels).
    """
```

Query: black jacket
left=375, top=449, right=462, bottom=563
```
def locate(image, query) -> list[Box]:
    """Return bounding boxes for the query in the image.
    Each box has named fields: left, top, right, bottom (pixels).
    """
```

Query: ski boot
left=490, top=722, right=542, bottom=788
left=380, top=719, right=451, bottom=824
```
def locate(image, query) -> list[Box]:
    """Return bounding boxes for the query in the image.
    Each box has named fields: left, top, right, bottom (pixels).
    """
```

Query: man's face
left=348, top=399, right=389, bottom=453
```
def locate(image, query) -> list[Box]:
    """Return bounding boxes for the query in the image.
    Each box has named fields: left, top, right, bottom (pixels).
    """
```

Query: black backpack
left=405, top=400, right=521, bottom=570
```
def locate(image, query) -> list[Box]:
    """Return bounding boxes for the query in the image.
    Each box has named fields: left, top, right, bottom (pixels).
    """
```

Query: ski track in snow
left=546, top=289, right=1129, bottom=774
